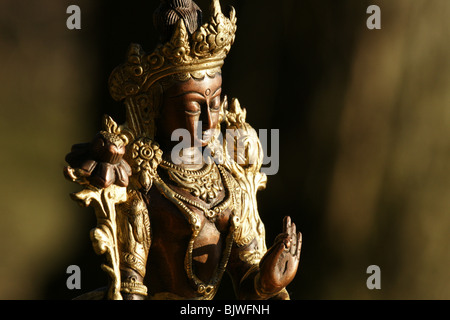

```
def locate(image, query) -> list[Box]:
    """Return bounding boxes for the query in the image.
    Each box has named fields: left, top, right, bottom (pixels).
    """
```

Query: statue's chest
left=146, top=186, right=233, bottom=237
left=145, top=163, right=240, bottom=298
left=154, top=161, right=237, bottom=231
left=146, top=181, right=233, bottom=269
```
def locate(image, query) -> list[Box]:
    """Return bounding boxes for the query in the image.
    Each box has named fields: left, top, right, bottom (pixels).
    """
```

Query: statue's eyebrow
left=169, top=91, right=205, bottom=98
left=212, top=87, right=222, bottom=96
left=169, top=87, right=221, bottom=99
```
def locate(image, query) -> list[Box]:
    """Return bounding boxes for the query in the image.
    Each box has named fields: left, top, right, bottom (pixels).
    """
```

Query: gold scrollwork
left=70, top=184, right=127, bottom=300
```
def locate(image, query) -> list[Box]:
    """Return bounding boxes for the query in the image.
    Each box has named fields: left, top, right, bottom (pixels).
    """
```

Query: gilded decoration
left=64, top=0, right=301, bottom=301
left=126, top=137, right=162, bottom=192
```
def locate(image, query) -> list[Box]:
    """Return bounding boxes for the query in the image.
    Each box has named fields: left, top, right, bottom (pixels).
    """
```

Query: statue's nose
left=200, top=104, right=213, bottom=131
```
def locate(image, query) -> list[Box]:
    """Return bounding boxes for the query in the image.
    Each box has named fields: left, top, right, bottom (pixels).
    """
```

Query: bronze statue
left=64, top=0, right=301, bottom=300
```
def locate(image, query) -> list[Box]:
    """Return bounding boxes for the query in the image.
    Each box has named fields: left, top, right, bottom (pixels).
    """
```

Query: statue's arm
left=226, top=241, right=285, bottom=300
left=227, top=216, right=301, bottom=300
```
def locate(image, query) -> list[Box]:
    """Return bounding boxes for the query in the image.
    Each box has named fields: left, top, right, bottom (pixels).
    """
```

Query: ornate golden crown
left=109, top=0, right=237, bottom=102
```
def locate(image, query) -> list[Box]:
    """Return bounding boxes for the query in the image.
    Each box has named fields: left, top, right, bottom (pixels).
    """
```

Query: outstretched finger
left=289, top=225, right=297, bottom=255
left=291, top=221, right=297, bottom=236
left=296, top=232, right=302, bottom=258
left=283, top=216, right=291, bottom=234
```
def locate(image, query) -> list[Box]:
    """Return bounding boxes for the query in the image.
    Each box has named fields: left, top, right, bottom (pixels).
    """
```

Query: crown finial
left=154, top=0, right=203, bottom=43
left=211, top=0, right=222, bottom=17
left=110, top=0, right=237, bottom=102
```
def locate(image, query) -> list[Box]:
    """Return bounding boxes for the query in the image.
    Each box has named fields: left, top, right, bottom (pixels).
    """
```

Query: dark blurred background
left=0, top=0, right=449, bottom=300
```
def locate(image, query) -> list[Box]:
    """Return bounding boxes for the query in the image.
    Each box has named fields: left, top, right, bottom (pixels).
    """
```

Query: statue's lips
left=197, top=130, right=213, bottom=147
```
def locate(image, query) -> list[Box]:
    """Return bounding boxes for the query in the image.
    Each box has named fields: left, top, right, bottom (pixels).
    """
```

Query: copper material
left=64, top=0, right=301, bottom=300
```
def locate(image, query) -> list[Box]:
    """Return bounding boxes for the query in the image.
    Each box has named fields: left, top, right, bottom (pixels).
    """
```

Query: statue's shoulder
left=214, top=97, right=268, bottom=258
left=219, top=96, right=267, bottom=189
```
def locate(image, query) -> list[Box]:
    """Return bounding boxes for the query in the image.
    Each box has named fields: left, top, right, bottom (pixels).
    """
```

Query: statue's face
left=156, top=74, right=222, bottom=151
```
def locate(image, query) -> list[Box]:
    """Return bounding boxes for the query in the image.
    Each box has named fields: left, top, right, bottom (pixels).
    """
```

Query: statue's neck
left=162, top=146, right=207, bottom=171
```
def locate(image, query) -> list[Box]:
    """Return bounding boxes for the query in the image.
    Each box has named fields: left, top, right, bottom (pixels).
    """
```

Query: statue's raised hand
left=257, top=216, right=302, bottom=298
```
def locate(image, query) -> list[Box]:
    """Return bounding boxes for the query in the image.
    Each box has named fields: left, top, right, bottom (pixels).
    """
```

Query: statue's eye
left=185, top=110, right=201, bottom=116
left=209, top=97, right=221, bottom=111
left=185, top=102, right=201, bottom=116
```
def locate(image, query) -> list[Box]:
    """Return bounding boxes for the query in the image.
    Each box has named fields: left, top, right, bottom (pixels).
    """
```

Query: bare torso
left=144, top=162, right=235, bottom=299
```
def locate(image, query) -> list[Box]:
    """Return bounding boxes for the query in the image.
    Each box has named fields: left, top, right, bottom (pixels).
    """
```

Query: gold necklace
left=160, top=159, right=224, bottom=205
left=153, top=164, right=241, bottom=299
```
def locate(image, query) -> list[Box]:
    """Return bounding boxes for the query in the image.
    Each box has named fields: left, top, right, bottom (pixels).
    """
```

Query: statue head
left=108, top=0, right=237, bottom=156
left=156, top=71, right=223, bottom=151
